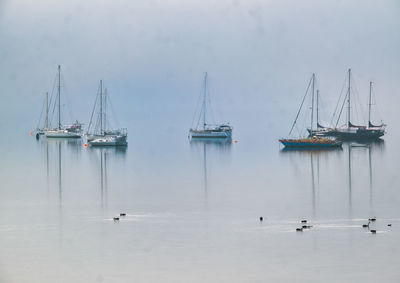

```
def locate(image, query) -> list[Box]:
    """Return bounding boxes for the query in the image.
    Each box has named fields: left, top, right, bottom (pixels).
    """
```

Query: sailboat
left=279, top=73, right=342, bottom=148
left=313, top=69, right=386, bottom=140
left=86, top=80, right=127, bottom=146
left=44, top=65, right=83, bottom=138
left=189, top=72, right=232, bottom=139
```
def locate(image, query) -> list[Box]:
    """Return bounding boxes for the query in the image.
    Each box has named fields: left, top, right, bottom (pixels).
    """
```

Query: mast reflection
left=347, top=140, right=385, bottom=215
left=87, top=146, right=127, bottom=213
left=280, top=147, right=342, bottom=217
left=190, top=138, right=231, bottom=199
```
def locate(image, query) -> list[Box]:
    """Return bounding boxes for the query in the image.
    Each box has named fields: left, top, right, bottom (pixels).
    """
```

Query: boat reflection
left=38, top=139, right=82, bottom=206
left=87, top=146, right=127, bottom=213
left=345, top=140, right=384, bottom=216
left=280, top=140, right=384, bottom=217
left=190, top=138, right=231, bottom=199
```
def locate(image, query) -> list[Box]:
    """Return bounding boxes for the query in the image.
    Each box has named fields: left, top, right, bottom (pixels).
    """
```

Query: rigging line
left=196, top=105, right=204, bottom=129
left=298, top=103, right=309, bottom=137
left=330, top=74, right=347, bottom=126
left=319, top=90, right=327, bottom=125
left=207, top=82, right=216, bottom=125
left=50, top=87, right=58, bottom=128
left=36, top=95, right=46, bottom=129
left=106, top=91, right=121, bottom=129
left=372, top=85, right=383, bottom=122
left=94, top=115, right=100, bottom=135
left=335, top=89, right=348, bottom=128
left=288, top=75, right=313, bottom=136
left=47, top=73, right=57, bottom=127
left=196, top=75, right=208, bottom=129
left=191, top=79, right=205, bottom=129
left=87, top=83, right=101, bottom=135
left=351, top=75, right=366, bottom=124
left=61, top=74, right=75, bottom=124
left=49, top=72, right=58, bottom=127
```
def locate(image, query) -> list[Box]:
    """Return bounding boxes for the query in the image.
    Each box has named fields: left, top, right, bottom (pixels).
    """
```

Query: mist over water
left=1, top=0, right=400, bottom=282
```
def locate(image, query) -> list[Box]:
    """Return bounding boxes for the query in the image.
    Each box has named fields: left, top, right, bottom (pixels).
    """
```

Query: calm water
left=1, top=0, right=399, bottom=281
left=0, top=126, right=399, bottom=283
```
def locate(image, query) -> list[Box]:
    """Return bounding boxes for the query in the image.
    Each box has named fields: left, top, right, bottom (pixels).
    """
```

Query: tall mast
left=310, top=73, right=315, bottom=132
left=347, top=68, right=351, bottom=127
left=368, top=81, right=372, bottom=125
left=100, top=80, right=103, bottom=135
left=203, top=72, right=207, bottom=130
left=58, top=65, right=61, bottom=129
left=45, top=92, right=49, bottom=129
left=316, top=89, right=319, bottom=128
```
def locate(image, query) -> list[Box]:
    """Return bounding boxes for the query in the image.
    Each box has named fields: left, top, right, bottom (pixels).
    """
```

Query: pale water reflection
left=0, top=135, right=399, bottom=282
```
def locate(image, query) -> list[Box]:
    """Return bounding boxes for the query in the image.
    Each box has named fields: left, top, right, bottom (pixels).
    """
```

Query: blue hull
left=280, top=141, right=341, bottom=148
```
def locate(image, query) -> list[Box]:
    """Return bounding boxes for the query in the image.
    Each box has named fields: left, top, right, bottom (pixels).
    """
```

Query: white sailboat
left=189, top=72, right=232, bottom=139
left=45, top=65, right=82, bottom=138
left=86, top=80, right=127, bottom=146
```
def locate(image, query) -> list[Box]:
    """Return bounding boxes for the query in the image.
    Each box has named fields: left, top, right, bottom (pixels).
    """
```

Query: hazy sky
left=0, top=0, right=399, bottom=139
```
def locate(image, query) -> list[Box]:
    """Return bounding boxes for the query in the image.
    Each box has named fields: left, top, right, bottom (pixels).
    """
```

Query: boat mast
left=316, top=89, right=319, bottom=128
left=203, top=72, right=207, bottom=130
left=45, top=92, right=49, bottom=129
left=58, top=65, right=61, bottom=130
left=310, top=73, right=315, bottom=132
left=100, top=80, right=103, bottom=135
left=368, top=81, right=372, bottom=126
left=347, top=68, right=351, bottom=127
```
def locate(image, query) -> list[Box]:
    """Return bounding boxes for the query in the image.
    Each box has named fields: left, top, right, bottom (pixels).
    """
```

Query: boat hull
left=327, top=129, right=384, bottom=140
left=189, top=130, right=232, bottom=138
left=308, top=128, right=384, bottom=140
left=88, top=135, right=127, bottom=146
left=45, top=130, right=81, bottom=138
left=279, top=139, right=342, bottom=148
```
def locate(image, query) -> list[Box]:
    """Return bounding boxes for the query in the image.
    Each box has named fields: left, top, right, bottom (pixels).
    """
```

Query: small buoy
left=369, top=218, right=376, bottom=222
left=233, top=140, right=238, bottom=143
left=259, top=217, right=263, bottom=222
left=301, top=220, right=307, bottom=223
left=370, top=229, right=377, bottom=234
left=84, top=143, right=88, bottom=147
left=362, top=224, right=369, bottom=228
left=113, top=217, right=119, bottom=221
left=36, top=133, right=40, bottom=140
left=388, top=224, right=392, bottom=227
left=120, top=213, right=126, bottom=217
left=30, top=132, right=33, bottom=136
left=296, top=228, right=303, bottom=232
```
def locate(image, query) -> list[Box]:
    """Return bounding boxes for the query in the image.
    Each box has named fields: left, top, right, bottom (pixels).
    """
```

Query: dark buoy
left=113, top=217, right=120, bottom=221
left=388, top=224, right=392, bottom=227
left=296, top=228, right=303, bottom=232
left=259, top=217, right=263, bottom=222
left=369, top=218, right=376, bottom=222
left=120, top=213, right=126, bottom=217
left=36, top=133, right=40, bottom=140
left=301, top=220, right=307, bottom=223
left=362, top=224, right=369, bottom=228
left=370, top=229, right=377, bottom=234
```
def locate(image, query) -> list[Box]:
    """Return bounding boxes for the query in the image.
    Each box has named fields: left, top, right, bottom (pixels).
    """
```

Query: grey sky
left=0, top=0, right=399, bottom=138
